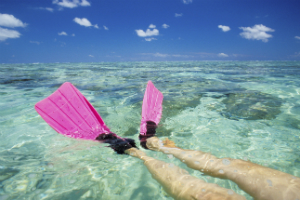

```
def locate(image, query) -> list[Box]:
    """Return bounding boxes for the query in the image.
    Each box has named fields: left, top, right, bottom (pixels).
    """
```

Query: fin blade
left=35, top=82, right=110, bottom=140
left=140, top=81, right=163, bottom=135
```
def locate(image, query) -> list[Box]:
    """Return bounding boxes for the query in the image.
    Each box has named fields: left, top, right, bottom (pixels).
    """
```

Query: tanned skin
left=145, top=137, right=300, bottom=200
left=126, top=148, right=246, bottom=200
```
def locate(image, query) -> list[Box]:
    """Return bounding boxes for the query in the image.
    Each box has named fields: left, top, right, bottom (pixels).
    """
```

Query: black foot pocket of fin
left=96, top=133, right=136, bottom=154
left=139, top=121, right=157, bottom=149
left=124, top=138, right=137, bottom=148
left=95, top=133, right=118, bottom=141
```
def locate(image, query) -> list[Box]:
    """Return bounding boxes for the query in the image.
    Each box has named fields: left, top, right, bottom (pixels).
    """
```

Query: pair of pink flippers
left=35, top=81, right=163, bottom=141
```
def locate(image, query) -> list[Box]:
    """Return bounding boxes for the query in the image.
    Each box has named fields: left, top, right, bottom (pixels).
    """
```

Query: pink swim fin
left=140, top=81, right=163, bottom=136
left=35, top=82, right=111, bottom=140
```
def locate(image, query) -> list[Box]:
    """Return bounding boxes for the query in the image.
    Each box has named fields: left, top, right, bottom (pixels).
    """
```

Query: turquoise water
left=1, top=61, right=300, bottom=199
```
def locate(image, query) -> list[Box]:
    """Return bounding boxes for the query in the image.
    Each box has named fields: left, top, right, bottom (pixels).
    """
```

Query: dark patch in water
left=294, top=158, right=300, bottom=165
left=221, top=91, right=282, bottom=120
left=1, top=78, right=34, bottom=84
left=130, top=185, right=162, bottom=200
left=49, top=83, right=65, bottom=88
left=0, top=73, right=61, bottom=90
left=276, top=115, right=300, bottom=130
left=36, top=176, right=53, bottom=189
left=0, top=168, right=20, bottom=182
left=220, top=76, right=265, bottom=83
left=51, top=189, right=89, bottom=200
left=285, top=118, right=300, bottom=130
left=161, top=96, right=201, bottom=122
left=24, top=88, right=33, bottom=91
left=156, top=126, right=173, bottom=137
left=123, top=127, right=138, bottom=136
left=290, top=105, right=300, bottom=115
left=65, top=72, right=78, bottom=77
left=75, top=84, right=97, bottom=92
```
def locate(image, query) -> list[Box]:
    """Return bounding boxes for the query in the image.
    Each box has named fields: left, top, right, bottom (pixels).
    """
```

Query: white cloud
left=290, top=52, right=300, bottom=58
left=194, top=52, right=216, bottom=58
left=175, top=13, right=183, bottom=17
left=30, top=41, right=40, bottom=45
left=136, top=24, right=159, bottom=40
left=58, top=31, right=67, bottom=36
left=103, top=25, right=109, bottom=30
left=153, top=53, right=168, bottom=57
left=140, top=53, right=168, bottom=57
left=73, top=18, right=99, bottom=29
left=239, top=24, right=274, bottom=42
left=172, top=54, right=194, bottom=58
left=46, top=7, right=54, bottom=12
left=38, top=7, right=54, bottom=12
left=140, top=53, right=194, bottom=59
left=218, top=53, right=229, bottom=57
left=218, top=25, right=230, bottom=32
left=149, top=24, right=156, bottom=29
left=80, top=0, right=90, bottom=6
left=89, top=55, right=94, bottom=57
left=0, top=27, right=21, bottom=41
left=73, top=17, right=95, bottom=27
left=193, top=52, right=241, bottom=58
left=0, top=13, right=27, bottom=28
left=72, top=33, right=75, bottom=36
left=135, top=29, right=159, bottom=37
left=145, top=37, right=157, bottom=42
left=295, top=36, right=300, bottom=40
left=53, top=0, right=78, bottom=8
left=162, top=24, right=170, bottom=29
left=53, top=0, right=90, bottom=8
left=182, top=0, right=192, bottom=4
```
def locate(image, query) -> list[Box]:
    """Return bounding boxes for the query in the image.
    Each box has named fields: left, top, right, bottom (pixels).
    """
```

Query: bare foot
left=146, top=137, right=179, bottom=151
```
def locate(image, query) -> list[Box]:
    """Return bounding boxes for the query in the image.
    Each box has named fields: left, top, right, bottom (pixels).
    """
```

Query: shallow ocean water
left=0, top=61, right=300, bottom=200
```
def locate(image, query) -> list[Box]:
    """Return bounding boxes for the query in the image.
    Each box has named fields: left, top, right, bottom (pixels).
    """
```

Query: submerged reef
left=221, top=91, right=282, bottom=120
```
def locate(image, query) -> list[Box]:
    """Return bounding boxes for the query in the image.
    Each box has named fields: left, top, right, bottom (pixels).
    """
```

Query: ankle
left=145, top=137, right=163, bottom=151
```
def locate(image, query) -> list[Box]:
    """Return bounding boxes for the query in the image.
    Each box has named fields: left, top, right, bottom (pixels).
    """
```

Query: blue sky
left=1, top=0, right=300, bottom=63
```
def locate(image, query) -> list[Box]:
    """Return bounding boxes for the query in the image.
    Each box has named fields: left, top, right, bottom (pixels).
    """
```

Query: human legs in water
left=125, top=147, right=246, bottom=200
left=97, top=133, right=245, bottom=199
left=145, top=136, right=300, bottom=200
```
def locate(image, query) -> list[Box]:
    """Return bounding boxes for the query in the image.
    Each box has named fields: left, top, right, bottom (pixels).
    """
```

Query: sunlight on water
left=0, top=61, right=300, bottom=199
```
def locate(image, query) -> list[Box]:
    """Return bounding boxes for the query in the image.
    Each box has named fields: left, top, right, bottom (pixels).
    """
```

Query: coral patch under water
left=221, top=91, right=282, bottom=120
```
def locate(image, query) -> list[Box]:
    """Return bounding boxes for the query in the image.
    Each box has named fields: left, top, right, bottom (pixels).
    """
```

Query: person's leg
left=96, top=133, right=245, bottom=199
left=125, top=148, right=246, bottom=200
left=145, top=137, right=300, bottom=200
